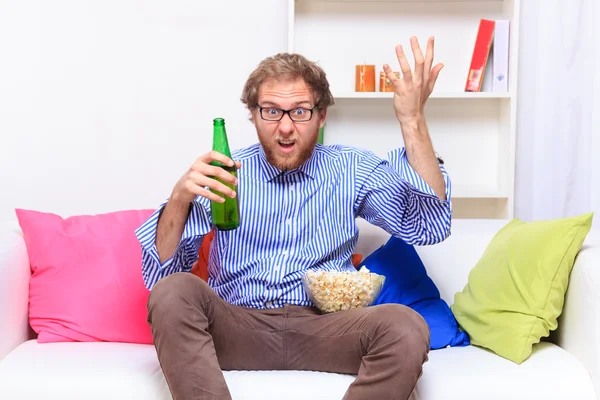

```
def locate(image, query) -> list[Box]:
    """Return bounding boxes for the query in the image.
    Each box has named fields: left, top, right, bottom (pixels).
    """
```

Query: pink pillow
left=15, top=208, right=155, bottom=344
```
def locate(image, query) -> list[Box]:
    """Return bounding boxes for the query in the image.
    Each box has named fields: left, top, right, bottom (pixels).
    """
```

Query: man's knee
left=367, top=304, right=430, bottom=349
left=147, top=272, right=207, bottom=321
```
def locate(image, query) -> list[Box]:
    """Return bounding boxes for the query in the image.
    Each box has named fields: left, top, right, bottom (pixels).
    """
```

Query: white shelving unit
left=288, top=0, right=520, bottom=220
left=334, top=92, right=513, bottom=100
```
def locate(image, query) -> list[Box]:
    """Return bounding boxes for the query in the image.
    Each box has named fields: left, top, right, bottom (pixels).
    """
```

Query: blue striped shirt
left=135, top=143, right=452, bottom=309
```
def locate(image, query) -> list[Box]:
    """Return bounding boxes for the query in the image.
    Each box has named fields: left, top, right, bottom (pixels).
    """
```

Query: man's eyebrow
left=291, top=100, right=312, bottom=107
left=260, top=101, right=280, bottom=107
left=259, top=100, right=313, bottom=108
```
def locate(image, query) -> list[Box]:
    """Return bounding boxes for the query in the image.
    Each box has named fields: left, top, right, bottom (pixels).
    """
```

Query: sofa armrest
left=555, top=233, right=600, bottom=399
left=0, top=221, right=30, bottom=361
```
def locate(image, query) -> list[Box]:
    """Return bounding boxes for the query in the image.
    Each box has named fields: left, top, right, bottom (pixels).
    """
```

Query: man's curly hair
left=241, top=53, right=335, bottom=112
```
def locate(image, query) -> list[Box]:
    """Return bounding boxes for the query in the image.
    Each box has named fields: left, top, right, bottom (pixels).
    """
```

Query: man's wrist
left=399, top=116, right=429, bottom=141
left=163, top=195, right=193, bottom=225
left=169, top=191, right=193, bottom=209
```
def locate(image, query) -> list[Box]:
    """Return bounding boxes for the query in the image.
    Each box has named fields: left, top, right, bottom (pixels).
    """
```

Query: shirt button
left=290, top=184, right=295, bottom=191
left=265, top=301, right=273, bottom=307
left=286, top=219, right=292, bottom=225
left=274, top=265, right=280, bottom=271
left=282, top=250, right=288, bottom=255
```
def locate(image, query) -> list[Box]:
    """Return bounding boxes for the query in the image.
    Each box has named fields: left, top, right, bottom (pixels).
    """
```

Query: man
left=136, top=36, right=451, bottom=400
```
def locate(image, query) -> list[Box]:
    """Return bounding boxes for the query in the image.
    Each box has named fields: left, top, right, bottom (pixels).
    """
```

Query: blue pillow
left=360, top=236, right=470, bottom=350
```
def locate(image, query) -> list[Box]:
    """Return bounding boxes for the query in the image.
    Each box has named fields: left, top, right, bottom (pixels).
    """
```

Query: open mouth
left=278, top=140, right=296, bottom=153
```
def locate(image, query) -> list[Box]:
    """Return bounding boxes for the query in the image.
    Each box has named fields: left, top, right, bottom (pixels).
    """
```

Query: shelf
left=299, top=0, right=507, bottom=3
left=291, top=0, right=520, bottom=219
left=334, top=92, right=512, bottom=100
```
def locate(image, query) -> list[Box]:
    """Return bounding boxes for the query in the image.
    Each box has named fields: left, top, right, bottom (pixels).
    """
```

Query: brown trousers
left=147, top=272, right=430, bottom=400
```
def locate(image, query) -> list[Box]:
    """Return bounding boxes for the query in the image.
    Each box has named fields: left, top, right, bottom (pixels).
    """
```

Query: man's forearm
left=400, top=117, right=447, bottom=200
left=156, top=199, right=190, bottom=264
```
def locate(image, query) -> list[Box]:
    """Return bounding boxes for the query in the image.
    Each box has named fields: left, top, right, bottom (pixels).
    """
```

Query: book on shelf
left=481, top=43, right=494, bottom=92
left=492, top=20, right=510, bottom=92
left=465, top=19, right=510, bottom=93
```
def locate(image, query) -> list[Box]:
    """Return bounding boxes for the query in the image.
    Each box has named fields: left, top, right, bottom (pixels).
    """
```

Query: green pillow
left=451, top=212, right=594, bottom=364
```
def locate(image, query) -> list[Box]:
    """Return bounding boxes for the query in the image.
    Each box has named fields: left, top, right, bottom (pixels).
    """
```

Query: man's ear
left=248, top=107, right=257, bottom=123
left=318, top=108, right=327, bottom=128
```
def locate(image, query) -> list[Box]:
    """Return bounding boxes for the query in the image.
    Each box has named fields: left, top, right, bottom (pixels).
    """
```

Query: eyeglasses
left=257, top=105, right=318, bottom=122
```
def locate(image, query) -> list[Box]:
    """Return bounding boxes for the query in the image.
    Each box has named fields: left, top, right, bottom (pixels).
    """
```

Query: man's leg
left=286, top=304, right=430, bottom=400
left=147, top=272, right=285, bottom=400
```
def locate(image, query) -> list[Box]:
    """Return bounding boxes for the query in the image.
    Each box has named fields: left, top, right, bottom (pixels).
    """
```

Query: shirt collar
left=297, top=146, right=320, bottom=180
left=258, top=144, right=321, bottom=182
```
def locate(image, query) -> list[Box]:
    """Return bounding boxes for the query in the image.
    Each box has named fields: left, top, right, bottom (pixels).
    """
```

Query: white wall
left=514, top=0, right=599, bottom=227
left=2, top=1, right=599, bottom=226
left=0, top=1, right=288, bottom=221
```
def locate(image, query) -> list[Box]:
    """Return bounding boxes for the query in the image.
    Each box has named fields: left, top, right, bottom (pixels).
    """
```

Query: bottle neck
left=212, top=124, right=232, bottom=167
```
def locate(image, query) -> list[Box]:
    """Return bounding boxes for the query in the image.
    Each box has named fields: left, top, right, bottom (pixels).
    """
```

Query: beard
left=258, top=130, right=318, bottom=171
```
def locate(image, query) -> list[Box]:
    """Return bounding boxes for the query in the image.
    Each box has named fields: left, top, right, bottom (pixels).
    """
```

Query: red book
left=465, top=19, right=495, bottom=92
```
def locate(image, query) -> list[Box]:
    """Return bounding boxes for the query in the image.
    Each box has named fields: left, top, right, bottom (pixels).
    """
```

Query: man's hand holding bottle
left=170, top=151, right=241, bottom=205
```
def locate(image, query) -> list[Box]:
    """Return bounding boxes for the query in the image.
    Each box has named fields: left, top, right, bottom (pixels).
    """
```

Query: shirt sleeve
left=135, top=197, right=212, bottom=290
left=354, top=147, right=452, bottom=245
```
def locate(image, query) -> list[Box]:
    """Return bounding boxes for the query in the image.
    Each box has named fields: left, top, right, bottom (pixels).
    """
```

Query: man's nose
left=278, top=113, right=295, bottom=134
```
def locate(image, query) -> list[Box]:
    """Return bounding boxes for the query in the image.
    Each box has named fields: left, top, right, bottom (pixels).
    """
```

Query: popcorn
left=302, top=267, right=386, bottom=313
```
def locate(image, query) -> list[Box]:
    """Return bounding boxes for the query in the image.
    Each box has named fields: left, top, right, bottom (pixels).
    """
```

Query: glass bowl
left=302, top=266, right=386, bottom=313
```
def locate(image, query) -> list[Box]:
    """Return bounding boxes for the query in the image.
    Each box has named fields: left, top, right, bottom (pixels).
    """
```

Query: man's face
left=252, top=78, right=326, bottom=171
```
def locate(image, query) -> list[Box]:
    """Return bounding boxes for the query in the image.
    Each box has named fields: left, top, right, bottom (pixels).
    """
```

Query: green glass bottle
left=209, top=118, right=240, bottom=231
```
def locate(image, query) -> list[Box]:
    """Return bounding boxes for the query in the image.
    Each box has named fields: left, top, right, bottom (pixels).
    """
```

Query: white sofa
left=0, top=217, right=598, bottom=400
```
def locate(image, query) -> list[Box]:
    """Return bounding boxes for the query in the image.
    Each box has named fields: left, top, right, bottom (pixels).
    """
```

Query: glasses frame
left=257, top=105, right=319, bottom=122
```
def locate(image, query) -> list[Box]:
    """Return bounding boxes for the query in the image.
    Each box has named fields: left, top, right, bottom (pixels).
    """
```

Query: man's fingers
left=410, top=36, right=425, bottom=85
left=428, top=63, right=444, bottom=93
left=183, top=178, right=226, bottom=203
left=178, top=154, right=240, bottom=204
left=199, top=152, right=241, bottom=172
left=200, top=150, right=235, bottom=168
left=423, top=36, right=435, bottom=82
left=383, top=63, right=400, bottom=85
left=201, top=163, right=238, bottom=186
left=191, top=171, right=237, bottom=199
left=193, top=155, right=238, bottom=183
left=395, top=45, right=413, bottom=84
left=204, top=177, right=237, bottom=199
left=197, top=186, right=227, bottom=203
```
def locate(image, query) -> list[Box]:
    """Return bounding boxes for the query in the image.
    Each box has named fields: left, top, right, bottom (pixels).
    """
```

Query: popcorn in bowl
left=302, top=266, right=386, bottom=313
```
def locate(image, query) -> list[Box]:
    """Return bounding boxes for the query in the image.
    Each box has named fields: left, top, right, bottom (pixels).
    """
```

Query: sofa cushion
left=452, top=213, right=594, bottom=364
left=0, top=340, right=594, bottom=400
left=360, top=236, right=469, bottom=349
left=15, top=208, right=155, bottom=344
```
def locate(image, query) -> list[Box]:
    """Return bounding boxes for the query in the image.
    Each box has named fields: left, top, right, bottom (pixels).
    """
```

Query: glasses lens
left=290, top=108, right=312, bottom=122
left=261, top=108, right=283, bottom=121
